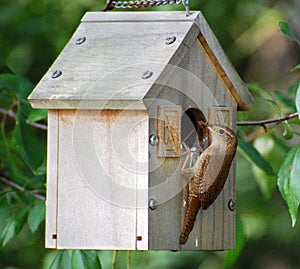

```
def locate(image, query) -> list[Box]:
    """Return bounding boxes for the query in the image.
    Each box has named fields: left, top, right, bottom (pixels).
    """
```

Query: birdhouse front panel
left=46, top=109, right=149, bottom=249
left=28, top=11, right=253, bottom=251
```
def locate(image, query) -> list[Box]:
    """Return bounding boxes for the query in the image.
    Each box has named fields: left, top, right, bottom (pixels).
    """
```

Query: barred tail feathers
left=179, top=196, right=201, bottom=245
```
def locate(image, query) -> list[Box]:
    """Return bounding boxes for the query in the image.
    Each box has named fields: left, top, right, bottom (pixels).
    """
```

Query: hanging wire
left=103, top=0, right=191, bottom=16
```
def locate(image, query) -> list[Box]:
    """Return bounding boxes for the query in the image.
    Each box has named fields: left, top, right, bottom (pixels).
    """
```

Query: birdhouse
left=28, top=11, right=253, bottom=251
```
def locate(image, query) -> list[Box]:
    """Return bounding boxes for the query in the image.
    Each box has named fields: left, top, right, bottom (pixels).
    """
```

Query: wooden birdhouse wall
left=28, top=11, right=253, bottom=251
left=46, top=109, right=149, bottom=249
left=146, top=43, right=238, bottom=249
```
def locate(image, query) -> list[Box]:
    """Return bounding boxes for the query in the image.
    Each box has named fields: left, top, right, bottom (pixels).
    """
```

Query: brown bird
left=179, top=124, right=238, bottom=245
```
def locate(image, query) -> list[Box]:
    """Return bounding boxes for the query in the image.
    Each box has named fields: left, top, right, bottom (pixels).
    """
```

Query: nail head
left=165, top=36, right=176, bottom=45
left=149, top=134, right=159, bottom=146
left=75, top=36, right=86, bottom=45
left=142, top=70, right=153, bottom=79
left=51, top=70, right=62, bottom=79
left=228, top=199, right=236, bottom=211
left=149, top=198, right=158, bottom=210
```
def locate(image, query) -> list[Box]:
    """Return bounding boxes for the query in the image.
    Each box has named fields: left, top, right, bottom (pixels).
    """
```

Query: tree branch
left=0, top=174, right=45, bottom=200
left=0, top=107, right=47, bottom=130
left=237, top=112, right=299, bottom=127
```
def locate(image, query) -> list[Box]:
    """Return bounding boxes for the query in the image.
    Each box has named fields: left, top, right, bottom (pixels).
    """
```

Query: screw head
left=51, top=70, right=62, bottom=79
left=75, top=36, right=86, bottom=45
left=165, top=36, right=176, bottom=45
left=149, top=198, right=158, bottom=210
left=228, top=199, right=236, bottom=211
left=142, top=70, right=153, bottom=79
left=149, top=134, right=159, bottom=146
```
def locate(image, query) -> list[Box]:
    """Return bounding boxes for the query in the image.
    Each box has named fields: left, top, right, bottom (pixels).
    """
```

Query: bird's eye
left=219, top=129, right=225, bottom=134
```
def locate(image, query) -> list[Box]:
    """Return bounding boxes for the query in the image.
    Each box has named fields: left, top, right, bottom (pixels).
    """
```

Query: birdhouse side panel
left=147, top=99, right=184, bottom=250
left=174, top=37, right=237, bottom=250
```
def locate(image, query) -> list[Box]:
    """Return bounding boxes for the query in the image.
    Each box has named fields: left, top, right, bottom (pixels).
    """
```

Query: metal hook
left=182, top=0, right=191, bottom=16
left=102, top=0, right=114, bottom=11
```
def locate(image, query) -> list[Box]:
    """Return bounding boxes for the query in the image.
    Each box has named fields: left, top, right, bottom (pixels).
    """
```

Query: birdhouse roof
left=28, top=11, right=253, bottom=111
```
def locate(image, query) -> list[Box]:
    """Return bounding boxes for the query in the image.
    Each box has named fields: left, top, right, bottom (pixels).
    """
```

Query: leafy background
left=0, top=0, right=300, bottom=268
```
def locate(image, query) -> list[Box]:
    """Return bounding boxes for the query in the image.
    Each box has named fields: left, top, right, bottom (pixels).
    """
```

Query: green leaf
left=252, top=133, right=288, bottom=200
left=278, top=22, right=300, bottom=46
left=238, top=138, right=274, bottom=176
left=0, top=91, right=14, bottom=109
left=277, top=144, right=300, bottom=226
left=28, top=200, right=45, bottom=233
left=80, top=251, right=102, bottom=269
left=19, top=99, right=34, bottom=117
left=224, top=215, right=246, bottom=268
left=273, top=90, right=296, bottom=113
left=0, top=206, right=29, bottom=247
left=49, top=251, right=72, bottom=269
left=61, top=251, right=72, bottom=269
left=252, top=166, right=276, bottom=201
left=14, top=109, right=44, bottom=174
left=28, top=109, right=48, bottom=123
left=49, top=252, right=63, bottom=269
left=0, top=73, right=33, bottom=99
left=0, top=196, right=10, bottom=232
left=296, top=82, right=300, bottom=121
left=71, top=250, right=101, bottom=269
left=291, top=64, right=300, bottom=72
left=71, top=250, right=85, bottom=269
left=282, top=121, right=294, bottom=140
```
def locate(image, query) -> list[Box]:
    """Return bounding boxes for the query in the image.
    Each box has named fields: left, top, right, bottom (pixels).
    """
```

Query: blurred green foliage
left=0, top=0, right=300, bottom=269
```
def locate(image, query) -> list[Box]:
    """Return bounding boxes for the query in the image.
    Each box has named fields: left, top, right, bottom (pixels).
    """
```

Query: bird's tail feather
left=179, top=196, right=200, bottom=245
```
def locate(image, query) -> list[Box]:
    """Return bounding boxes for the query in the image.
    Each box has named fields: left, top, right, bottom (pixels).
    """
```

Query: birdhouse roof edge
left=193, top=12, right=254, bottom=110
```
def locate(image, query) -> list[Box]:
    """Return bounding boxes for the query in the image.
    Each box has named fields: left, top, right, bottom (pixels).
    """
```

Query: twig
left=237, top=112, right=299, bottom=127
left=0, top=174, right=45, bottom=200
left=0, top=107, right=47, bottom=130
left=26, top=121, right=47, bottom=130
left=127, top=251, right=131, bottom=269
left=111, top=250, right=118, bottom=269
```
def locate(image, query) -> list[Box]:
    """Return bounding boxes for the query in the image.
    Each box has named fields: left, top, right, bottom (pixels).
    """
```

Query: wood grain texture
left=82, top=11, right=199, bottom=22
left=146, top=46, right=235, bottom=249
left=176, top=37, right=237, bottom=250
left=51, top=110, right=148, bottom=249
left=33, top=11, right=251, bottom=250
left=45, top=110, right=59, bottom=248
left=28, top=11, right=253, bottom=111
left=194, top=13, right=254, bottom=110
left=28, top=18, right=194, bottom=110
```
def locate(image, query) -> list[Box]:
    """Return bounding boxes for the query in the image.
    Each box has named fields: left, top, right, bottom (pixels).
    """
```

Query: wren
left=179, top=125, right=238, bottom=245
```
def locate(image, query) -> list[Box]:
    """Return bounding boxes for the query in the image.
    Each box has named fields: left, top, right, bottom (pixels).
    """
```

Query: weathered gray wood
left=174, top=38, right=237, bottom=250
left=54, top=110, right=148, bottom=249
left=29, top=11, right=253, bottom=251
left=82, top=11, right=199, bottom=22
left=148, top=103, right=183, bottom=250
left=28, top=11, right=253, bottom=111
left=28, top=19, right=194, bottom=110
left=45, top=110, right=59, bottom=248
left=194, top=14, right=254, bottom=110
